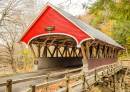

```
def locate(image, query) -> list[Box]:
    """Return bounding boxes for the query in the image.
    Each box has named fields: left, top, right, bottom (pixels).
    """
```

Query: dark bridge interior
left=29, top=35, right=83, bottom=70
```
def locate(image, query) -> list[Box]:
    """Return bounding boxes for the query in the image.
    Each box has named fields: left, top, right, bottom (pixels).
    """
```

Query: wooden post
left=107, top=66, right=109, bottom=75
left=95, top=68, right=97, bottom=81
left=6, top=79, right=12, bottom=92
left=46, top=73, right=50, bottom=92
left=66, top=75, right=69, bottom=92
left=107, top=81, right=111, bottom=88
left=102, top=66, right=104, bottom=76
left=111, top=65, right=113, bottom=73
left=30, top=85, right=35, bottom=92
left=113, top=75, right=115, bottom=92
left=82, top=72, right=85, bottom=91
left=66, top=69, right=69, bottom=76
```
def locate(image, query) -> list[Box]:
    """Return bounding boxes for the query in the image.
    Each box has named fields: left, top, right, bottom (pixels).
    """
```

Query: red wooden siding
left=21, top=6, right=91, bottom=45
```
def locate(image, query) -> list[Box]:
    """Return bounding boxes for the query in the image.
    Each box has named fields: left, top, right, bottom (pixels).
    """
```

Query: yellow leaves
left=94, top=10, right=100, bottom=16
left=24, top=49, right=28, bottom=54
left=101, top=20, right=115, bottom=38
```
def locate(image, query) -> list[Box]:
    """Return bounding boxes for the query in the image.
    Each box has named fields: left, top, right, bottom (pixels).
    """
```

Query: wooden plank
left=70, top=73, right=83, bottom=79
left=0, top=82, right=8, bottom=87
left=13, top=75, right=47, bottom=84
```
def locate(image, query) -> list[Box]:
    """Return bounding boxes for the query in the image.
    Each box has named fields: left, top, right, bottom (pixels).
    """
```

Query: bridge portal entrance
left=29, top=34, right=83, bottom=70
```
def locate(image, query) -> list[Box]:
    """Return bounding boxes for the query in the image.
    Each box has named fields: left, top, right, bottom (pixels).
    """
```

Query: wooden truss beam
left=38, top=43, right=41, bottom=57
left=40, top=37, right=50, bottom=47
left=29, top=44, right=36, bottom=57
left=86, top=41, right=90, bottom=59
left=42, top=45, right=47, bottom=57
left=81, top=43, right=87, bottom=59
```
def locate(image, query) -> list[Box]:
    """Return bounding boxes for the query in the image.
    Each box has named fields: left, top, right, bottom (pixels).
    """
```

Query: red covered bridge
left=17, top=3, right=124, bottom=72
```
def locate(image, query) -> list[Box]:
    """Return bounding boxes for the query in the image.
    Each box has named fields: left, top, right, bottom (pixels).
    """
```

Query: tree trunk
left=11, top=57, right=17, bottom=73
left=10, top=49, right=17, bottom=73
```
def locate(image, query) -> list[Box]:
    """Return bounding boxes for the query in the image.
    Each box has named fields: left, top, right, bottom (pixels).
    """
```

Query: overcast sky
left=0, top=0, right=96, bottom=20
left=37, top=0, right=96, bottom=16
left=51, top=0, right=87, bottom=16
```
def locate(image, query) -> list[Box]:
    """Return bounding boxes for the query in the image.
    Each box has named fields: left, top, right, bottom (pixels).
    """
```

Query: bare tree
left=0, top=0, right=36, bottom=73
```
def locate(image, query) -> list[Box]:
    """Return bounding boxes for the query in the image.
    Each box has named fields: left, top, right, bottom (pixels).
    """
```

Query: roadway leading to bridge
left=0, top=66, right=81, bottom=92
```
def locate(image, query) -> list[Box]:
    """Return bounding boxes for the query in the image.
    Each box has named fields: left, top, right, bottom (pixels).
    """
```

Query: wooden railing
left=28, top=62, right=123, bottom=92
left=0, top=66, right=82, bottom=92
left=0, top=60, right=129, bottom=92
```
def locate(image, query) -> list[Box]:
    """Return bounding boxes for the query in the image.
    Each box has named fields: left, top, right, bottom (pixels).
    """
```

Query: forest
left=0, top=0, right=129, bottom=76
left=80, top=0, right=130, bottom=59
